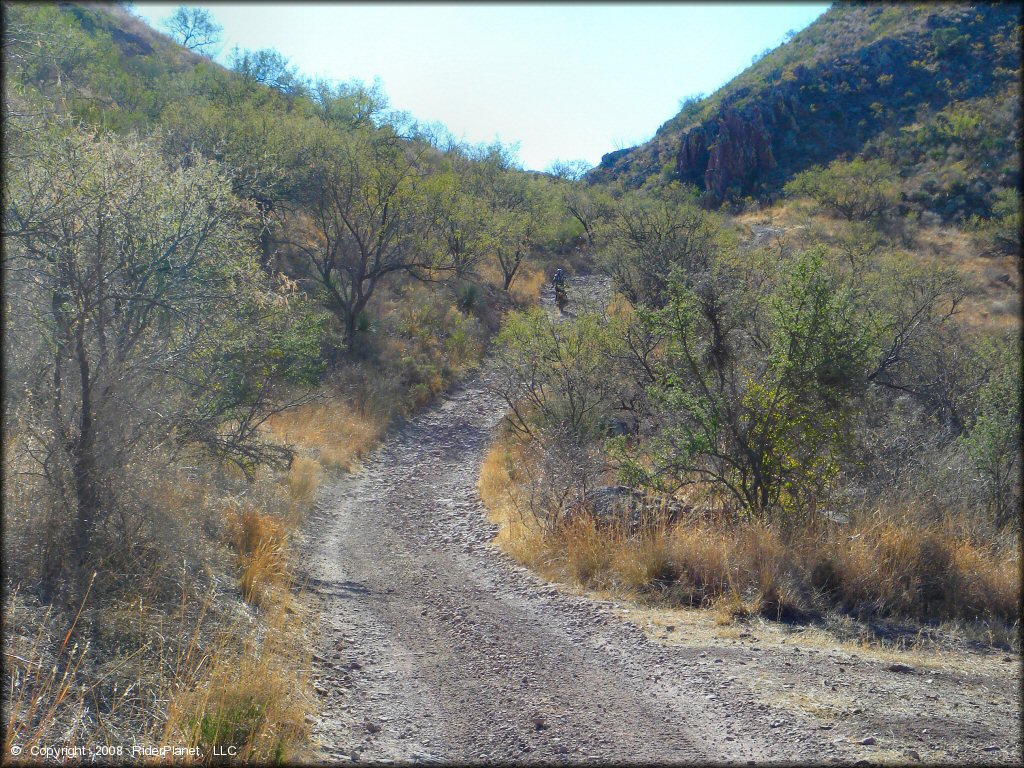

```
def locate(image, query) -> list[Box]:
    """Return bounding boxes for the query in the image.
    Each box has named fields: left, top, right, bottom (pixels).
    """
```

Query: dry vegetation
left=480, top=415, right=1020, bottom=649
left=2, top=452, right=318, bottom=763
left=4, top=3, right=1021, bottom=761
left=3, top=253, right=516, bottom=762
left=735, top=202, right=1021, bottom=334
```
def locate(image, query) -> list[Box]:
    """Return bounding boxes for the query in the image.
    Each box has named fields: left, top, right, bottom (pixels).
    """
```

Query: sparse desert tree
left=615, top=247, right=877, bottom=522
left=492, top=308, right=625, bottom=517
left=492, top=307, right=624, bottom=443
left=162, top=6, right=222, bottom=55
left=959, top=333, right=1022, bottom=530
left=229, top=46, right=306, bottom=97
left=3, top=126, right=318, bottom=590
left=467, top=142, right=538, bottom=291
left=311, top=77, right=389, bottom=130
left=784, top=157, right=900, bottom=221
left=600, top=194, right=721, bottom=308
left=971, top=187, right=1021, bottom=256
left=548, top=160, right=609, bottom=248
left=864, top=256, right=970, bottom=433
left=284, top=125, right=442, bottom=350
left=420, top=156, right=491, bottom=280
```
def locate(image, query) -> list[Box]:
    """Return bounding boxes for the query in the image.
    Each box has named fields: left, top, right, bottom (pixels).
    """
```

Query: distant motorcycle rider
left=553, top=268, right=568, bottom=308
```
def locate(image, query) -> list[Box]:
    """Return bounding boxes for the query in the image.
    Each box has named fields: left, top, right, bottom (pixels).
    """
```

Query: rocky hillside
left=592, top=2, right=1020, bottom=220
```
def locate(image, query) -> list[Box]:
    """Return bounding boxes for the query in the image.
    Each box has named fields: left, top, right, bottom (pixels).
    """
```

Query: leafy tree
left=469, top=142, right=538, bottom=291
left=784, top=158, right=900, bottom=220
left=960, top=334, right=1022, bottom=529
left=493, top=307, right=624, bottom=442
left=162, top=6, right=222, bottom=55
left=311, top=77, right=389, bottom=130
left=548, top=159, right=610, bottom=249
left=864, top=256, right=969, bottom=433
left=600, top=193, right=721, bottom=308
left=159, top=98, right=302, bottom=267
left=616, top=247, right=877, bottom=521
left=3, top=126, right=316, bottom=588
left=229, top=46, right=307, bottom=98
left=971, top=187, right=1021, bottom=256
left=283, top=126, right=440, bottom=350
left=421, top=160, right=490, bottom=280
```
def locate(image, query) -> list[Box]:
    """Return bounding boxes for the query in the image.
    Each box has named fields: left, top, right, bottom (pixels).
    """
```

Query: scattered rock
left=560, top=485, right=688, bottom=534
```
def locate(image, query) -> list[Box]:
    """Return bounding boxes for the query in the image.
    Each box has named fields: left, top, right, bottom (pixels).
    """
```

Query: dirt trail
left=300, top=275, right=1021, bottom=765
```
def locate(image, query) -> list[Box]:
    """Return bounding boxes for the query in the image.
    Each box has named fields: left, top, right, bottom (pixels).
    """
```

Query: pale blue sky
left=129, top=2, right=830, bottom=170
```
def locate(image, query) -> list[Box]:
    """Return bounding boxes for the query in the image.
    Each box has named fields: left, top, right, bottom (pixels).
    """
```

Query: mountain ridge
left=591, top=2, right=1020, bottom=221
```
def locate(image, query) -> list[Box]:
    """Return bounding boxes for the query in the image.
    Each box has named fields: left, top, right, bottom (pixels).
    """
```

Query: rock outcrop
left=593, top=3, right=1019, bottom=210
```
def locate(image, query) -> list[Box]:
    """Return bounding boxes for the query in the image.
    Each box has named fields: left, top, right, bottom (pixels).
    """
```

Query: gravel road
left=299, top=276, right=1021, bottom=765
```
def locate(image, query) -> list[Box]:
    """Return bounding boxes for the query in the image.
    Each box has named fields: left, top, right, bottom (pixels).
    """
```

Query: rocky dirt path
left=299, top=275, right=1021, bottom=765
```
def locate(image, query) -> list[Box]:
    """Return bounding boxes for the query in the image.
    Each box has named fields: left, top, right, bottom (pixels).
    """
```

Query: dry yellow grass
left=3, top=585, right=94, bottom=757
left=824, top=519, right=1020, bottom=621
left=225, top=505, right=289, bottom=609
left=478, top=438, right=554, bottom=575
left=509, top=265, right=548, bottom=306
left=163, top=585, right=314, bottom=763
left=265, top=398, right=385, bottom=471
left=741, top=201, right=1021, bottom=334
left=287, top=455, right=322, bottom=506
left=480, top=431, right=1021, bottom=626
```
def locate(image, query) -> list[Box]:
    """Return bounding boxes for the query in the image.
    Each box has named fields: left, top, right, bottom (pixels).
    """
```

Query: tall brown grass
left=509, top=265, right=548, bottom=306
left=3, top=440, right=318, bottom=764
left=265, top=399, right=384, bottom=472
left=163, top=584, right=313, bottom=763
left=4, top=570, right=313, bottom=764
left=479, top=434, right=1022, bottom=630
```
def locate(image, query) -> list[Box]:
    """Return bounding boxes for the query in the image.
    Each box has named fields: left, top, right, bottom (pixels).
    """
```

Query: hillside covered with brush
left=593, top=2, right=1020, bottom=222
left=2, top=1, right=574, bottom=758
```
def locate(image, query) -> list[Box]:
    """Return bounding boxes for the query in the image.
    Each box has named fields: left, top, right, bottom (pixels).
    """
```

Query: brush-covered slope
left=592, top=2, right=1021, bottom=221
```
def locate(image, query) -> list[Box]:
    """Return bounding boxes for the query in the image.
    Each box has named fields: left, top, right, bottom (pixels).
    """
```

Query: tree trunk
left=71, top=332, right=99, bottom=577
left=345, top=310, right=357, bottom=353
